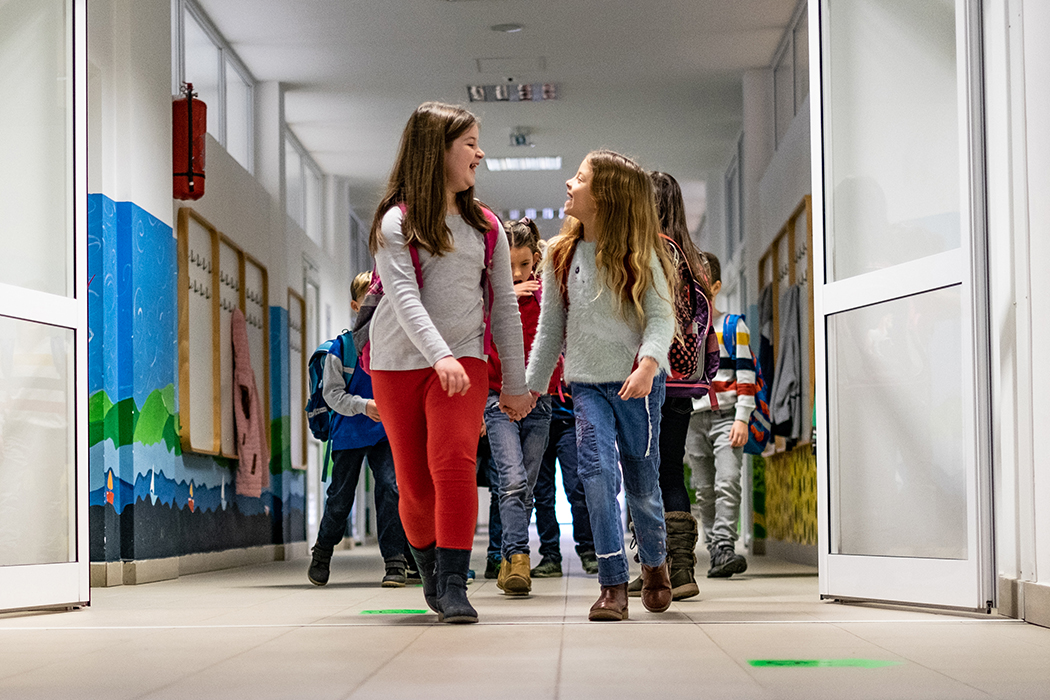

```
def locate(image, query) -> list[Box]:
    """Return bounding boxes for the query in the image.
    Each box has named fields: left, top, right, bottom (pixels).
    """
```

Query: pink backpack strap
left=480, top=207, right=501, bottom=356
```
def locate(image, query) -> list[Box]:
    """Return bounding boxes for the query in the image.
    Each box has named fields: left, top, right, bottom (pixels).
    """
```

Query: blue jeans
left=534, top=414, right=594, bottom=559
left=484, top=392, right=553, bottom=558
left=572, top=375, right=667, bottom=586
left=315, top=440, right=408, bottom=564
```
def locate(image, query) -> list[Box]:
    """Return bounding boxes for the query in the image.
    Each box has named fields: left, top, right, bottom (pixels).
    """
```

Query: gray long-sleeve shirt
left=368, top=207, right=528, bottom=395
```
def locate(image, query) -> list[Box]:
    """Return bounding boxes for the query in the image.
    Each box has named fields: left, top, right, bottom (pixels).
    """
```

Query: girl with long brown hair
left=525, top=149, right=677, bottom=621
left=367, top=102, right=534, bottom=624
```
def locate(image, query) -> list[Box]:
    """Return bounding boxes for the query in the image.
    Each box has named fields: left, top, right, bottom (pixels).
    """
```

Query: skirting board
left=90, top=541, right=310, bottom=587
left=998, top=576, right=1050, bottom=629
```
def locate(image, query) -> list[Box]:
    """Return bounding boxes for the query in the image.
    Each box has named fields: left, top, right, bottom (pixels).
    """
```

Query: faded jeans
left=572, top=375, right=667, bottom=586
left=484, top=392, right=553, bottom=559
left=686, top=407, right=744, bottom=551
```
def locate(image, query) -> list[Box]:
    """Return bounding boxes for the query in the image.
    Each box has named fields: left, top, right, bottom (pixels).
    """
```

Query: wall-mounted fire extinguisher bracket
left=173, top=82, right=207, bottom=201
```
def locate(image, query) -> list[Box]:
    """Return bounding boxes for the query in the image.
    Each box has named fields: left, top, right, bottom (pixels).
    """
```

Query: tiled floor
left=2, top=535, right=1049, bottom=699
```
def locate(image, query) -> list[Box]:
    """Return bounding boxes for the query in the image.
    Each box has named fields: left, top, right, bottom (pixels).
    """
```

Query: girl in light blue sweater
left=525, top=150, right=678, bottom=621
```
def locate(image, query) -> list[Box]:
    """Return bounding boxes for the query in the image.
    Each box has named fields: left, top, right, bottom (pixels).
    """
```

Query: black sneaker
left=405, top=563, right=422, bottom=584
left=578, top=550, right=599, bottom=575
left=382, top=562, right=407, bottom=588
left=707, top=546, right=748, bottom=578
left=484, top=556, right=502, bottom=579
left=308, top=545, right=333, bottom=586
left=530, top=556, right=563, bottom=578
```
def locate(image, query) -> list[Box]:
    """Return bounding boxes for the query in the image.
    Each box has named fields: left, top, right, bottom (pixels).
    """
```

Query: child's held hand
left=499, top=391, right=536, bottom=421
left=365, top=399, right=381, bottom=422
left=514, top=279, right=541, bottom=298
left=618, top=356, right=659, bottom=400
left=434, top=356, right=471, bottom=397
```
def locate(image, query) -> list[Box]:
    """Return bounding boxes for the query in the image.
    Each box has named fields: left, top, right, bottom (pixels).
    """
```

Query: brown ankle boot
left=640, top=561, right=672, bottom=613
left=588, top=583, right=629, bottom=621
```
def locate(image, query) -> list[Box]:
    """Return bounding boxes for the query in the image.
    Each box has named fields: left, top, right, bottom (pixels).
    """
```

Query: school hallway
left=2, top=531, right=1048, bottom=700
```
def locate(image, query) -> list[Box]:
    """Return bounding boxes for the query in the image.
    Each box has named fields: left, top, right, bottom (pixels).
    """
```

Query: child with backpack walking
left=685, top=251, right=755, bottom=578
left=366, top=102, right=534, bottom=624
left=627, top=171, right=716, bottom=601
left=526, top=150, right=677, bottom=621
left=307, top=272, right=413, bottom=588
left=484, top=217, right=559, bottom=596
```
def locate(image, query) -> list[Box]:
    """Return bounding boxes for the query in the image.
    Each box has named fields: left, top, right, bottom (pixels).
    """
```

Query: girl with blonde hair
left=526, top=149, right=677, bottom=621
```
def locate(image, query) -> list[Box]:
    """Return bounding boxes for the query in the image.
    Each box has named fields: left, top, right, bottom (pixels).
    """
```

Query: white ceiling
left=197, top=0, right=797, bottom=236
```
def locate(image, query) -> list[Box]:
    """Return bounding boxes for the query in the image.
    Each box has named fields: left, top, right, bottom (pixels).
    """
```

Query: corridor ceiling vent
left=467, top=83, right=557, bottom=102
left=485, top=156, right=562, bottom=172
left=490, top=23, right=524, bottom=33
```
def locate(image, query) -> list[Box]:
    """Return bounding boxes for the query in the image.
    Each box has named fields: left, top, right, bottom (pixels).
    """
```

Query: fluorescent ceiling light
left=485, top=156, right=562, bottom=172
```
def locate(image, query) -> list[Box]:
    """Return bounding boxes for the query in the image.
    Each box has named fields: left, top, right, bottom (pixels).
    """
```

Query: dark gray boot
left=409, top=544, right=440, bottom=613
left=435, top=548, right=478, bottom=624
left=666, top=511, right=700, bottom=599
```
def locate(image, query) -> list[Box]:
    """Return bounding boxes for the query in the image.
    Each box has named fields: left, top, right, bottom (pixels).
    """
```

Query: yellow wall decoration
left=764, top=445, right=818, bottom=545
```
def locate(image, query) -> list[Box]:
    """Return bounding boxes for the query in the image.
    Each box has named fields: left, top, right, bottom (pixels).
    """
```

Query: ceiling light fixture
left=485, top=156, right=562, bottom=172
left=491, top=23, right=524, bottom=33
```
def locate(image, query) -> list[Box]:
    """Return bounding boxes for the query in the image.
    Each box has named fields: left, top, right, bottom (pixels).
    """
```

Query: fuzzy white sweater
left=525, top=240, right=674, bottom=392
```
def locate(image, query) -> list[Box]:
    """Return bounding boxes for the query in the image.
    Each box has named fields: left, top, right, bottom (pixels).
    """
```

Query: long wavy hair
left=650, top=171, right=713, bottom=300
left=369, top=102, right=490, bottom=256
left=545, top=150, right=677, bottom=329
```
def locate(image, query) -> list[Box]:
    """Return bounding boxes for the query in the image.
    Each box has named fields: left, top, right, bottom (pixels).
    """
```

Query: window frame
left=172, top=0, right=256, bottom=174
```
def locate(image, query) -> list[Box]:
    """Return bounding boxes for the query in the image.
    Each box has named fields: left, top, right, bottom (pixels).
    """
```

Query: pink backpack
left=352, top=204, right=501, bottom=373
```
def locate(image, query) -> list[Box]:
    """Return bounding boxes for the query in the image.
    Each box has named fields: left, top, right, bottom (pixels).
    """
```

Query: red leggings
left=371, top=358, right=488, bottom=551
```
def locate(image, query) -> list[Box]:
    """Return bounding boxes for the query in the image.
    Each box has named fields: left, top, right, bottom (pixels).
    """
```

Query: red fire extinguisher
left=173, top=82, right=206, bottom=200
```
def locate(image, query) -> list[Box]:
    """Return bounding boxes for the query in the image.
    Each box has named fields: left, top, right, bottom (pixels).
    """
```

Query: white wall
left=87, top=0, right=173, bottom=225
left=984, top=0, right=1050, bottom=624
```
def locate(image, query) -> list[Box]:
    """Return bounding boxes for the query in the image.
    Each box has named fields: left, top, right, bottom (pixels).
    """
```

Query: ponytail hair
left=504, top=217, right=542, bottom=260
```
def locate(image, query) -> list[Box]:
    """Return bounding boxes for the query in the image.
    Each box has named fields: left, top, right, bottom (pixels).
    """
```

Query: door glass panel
left=828, top=286, right=966, bottom=559
left=825, top=0, right=961, bottom=281
left=0, top=317, right=75, bottom=565
left=0, top=0, right=72, bottom=297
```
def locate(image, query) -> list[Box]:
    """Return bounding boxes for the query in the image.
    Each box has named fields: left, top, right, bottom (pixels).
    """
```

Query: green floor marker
left=360, top=609, right=428, bottom=615
left=749, top=660, right=900, bottom=668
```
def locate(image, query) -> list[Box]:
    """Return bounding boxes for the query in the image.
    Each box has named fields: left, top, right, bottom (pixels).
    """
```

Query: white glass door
left=0, top=0, right=88, bottom=611
left=812, top=0, right=993, bottom=610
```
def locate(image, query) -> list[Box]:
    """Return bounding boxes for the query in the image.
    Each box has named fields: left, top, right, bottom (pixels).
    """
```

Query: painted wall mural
left=87, top=194, right=304, bottom=563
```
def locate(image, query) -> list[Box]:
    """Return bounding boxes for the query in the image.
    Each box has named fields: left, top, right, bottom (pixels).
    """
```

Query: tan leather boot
left=588, top=583, right=629, bottom=621
left=497, top=552, right=531, bottom=595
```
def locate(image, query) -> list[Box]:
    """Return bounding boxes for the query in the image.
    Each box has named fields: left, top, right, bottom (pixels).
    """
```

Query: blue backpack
left=722, top=314, right=772, bottom=455
left=305, top=329, right=355, bottom=443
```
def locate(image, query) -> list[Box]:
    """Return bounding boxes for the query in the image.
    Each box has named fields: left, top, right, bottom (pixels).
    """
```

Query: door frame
left=809, top=0, right=995, bottom=611
left=0, top=0, right=89, bottom=613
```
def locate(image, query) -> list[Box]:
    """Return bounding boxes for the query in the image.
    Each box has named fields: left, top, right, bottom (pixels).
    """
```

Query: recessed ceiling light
left=485, top=157, right=562, bottom=172
left=491, top=23, right=524, bottom=33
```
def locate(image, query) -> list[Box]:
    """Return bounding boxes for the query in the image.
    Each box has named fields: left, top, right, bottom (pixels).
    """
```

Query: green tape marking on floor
left=749, top=659, right=901, bottom=668
left=359, top=609, right=428, bottom=615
